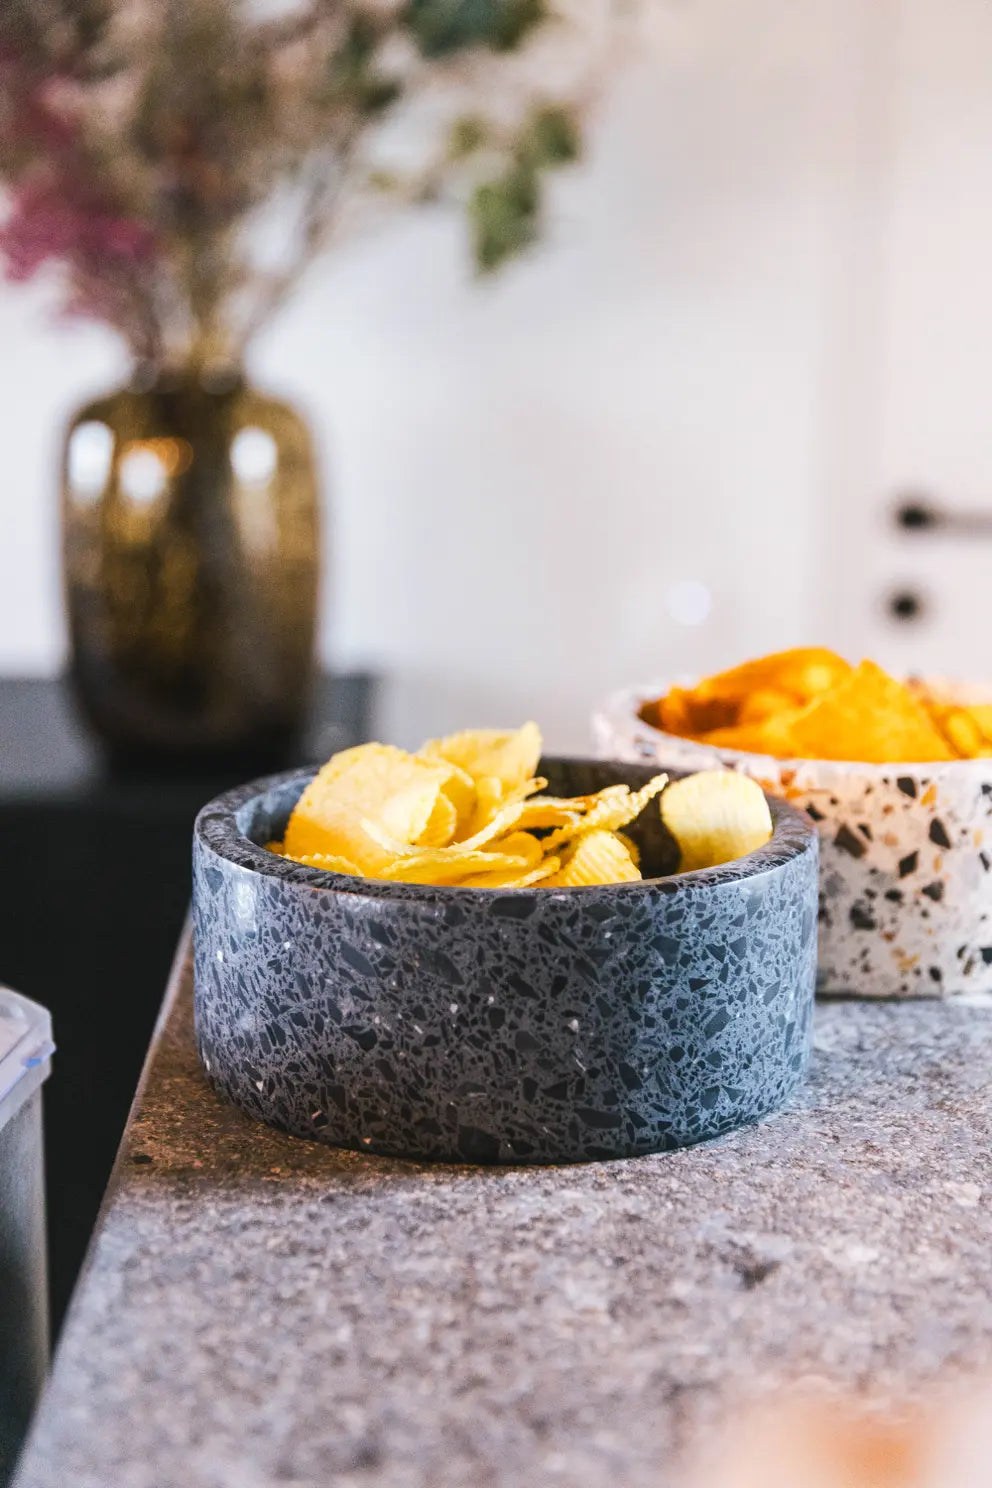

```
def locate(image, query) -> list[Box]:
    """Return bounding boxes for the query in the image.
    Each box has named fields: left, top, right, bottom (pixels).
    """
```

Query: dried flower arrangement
left=0, top=0, right=609, bottom=372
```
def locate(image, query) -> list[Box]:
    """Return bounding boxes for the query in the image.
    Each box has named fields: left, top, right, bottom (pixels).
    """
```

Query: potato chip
left=660, top=771, right=773, bottom=872
left=616, top=832, right=640, bottom=869
left=542, top=774, right=667, bottom=853
left=545, top=830, right=641, bottom=887
left=291, top=851, right=362, bottom=876
left=514, top=799, right=584, bottom=831
left=460, top=859, right=563, bottom=889
left=421, top=723, right=542, bottom=791
left=417, top=790, right=458, bottom=848
left=285, top=743, right=455, bottom=873
left=278, top=723, right=768, bottom=888
left=493, top=831, right=544, bottom=871
left=437, top=766, right=478, bottom=831
left=457, top=772, right=546, bottom=840
left=379, top=846, right=530, bottom=885
left=787, top=660, right=954, bottom=764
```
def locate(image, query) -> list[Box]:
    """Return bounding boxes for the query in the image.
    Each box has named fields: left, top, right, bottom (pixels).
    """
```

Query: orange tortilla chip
left=698, top=713, right=804, bottom=759
left=787, top=660, right=955, bottom=763
left=646, top=649, right=852, bottom=743
left=693, top=648, right=852, bottom=706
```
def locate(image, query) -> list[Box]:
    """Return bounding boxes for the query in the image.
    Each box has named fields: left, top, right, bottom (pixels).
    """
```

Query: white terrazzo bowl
left=594, top=681, right=992, bottom=1000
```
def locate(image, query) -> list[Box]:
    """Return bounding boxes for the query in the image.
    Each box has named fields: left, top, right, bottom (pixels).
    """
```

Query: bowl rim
left=193, top=756, right=817, bottom=904
left=596, top=681, right=992, bottom=777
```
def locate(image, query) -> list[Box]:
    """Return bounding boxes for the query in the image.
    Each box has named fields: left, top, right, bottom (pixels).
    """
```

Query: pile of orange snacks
left=640, top=649, right=992, bottom=764
left=267, top=724, right=773, bottom=887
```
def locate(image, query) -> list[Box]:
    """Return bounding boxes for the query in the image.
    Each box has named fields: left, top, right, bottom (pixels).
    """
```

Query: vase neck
left=131, top=362, right=247, bottom=398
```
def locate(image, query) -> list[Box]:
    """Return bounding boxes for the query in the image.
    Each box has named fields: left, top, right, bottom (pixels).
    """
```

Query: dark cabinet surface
left=0, top=675, right=375, bottom=1334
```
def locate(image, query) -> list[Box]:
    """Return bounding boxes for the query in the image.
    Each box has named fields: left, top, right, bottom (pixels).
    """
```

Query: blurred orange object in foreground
left=687, top=1390, right=992, bottom=1488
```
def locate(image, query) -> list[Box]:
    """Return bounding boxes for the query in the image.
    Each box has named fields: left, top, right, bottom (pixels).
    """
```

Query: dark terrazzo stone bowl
left=192, top=759, right=819, bottom=1164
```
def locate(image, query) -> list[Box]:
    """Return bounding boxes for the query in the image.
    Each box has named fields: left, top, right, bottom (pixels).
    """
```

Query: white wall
left=0, top=1, right=865, bottom=750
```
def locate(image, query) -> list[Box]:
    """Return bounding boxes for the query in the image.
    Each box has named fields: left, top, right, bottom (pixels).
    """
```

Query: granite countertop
left=15, top=939, right=992, bottom=1488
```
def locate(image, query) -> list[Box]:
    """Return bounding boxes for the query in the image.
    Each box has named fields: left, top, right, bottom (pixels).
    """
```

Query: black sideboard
left=0, top=674, right=376, bottom=1333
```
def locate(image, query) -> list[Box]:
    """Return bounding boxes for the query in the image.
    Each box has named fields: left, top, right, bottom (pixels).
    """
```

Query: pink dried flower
left=0, top=176, right=157, bottom=284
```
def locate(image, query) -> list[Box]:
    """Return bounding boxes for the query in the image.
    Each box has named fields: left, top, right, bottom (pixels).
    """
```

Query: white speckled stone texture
left=595, top=686, right=992, bottom=999
left=14, top=938, right=992, bottom=1488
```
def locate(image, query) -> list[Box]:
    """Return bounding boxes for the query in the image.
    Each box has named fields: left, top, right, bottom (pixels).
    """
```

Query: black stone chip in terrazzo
left=834, top=824, right=866, bottom=859
left=192, top=759, right=819, bottom=1164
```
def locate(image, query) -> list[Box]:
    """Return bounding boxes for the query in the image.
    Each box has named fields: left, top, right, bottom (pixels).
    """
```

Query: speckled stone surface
left=15, top=938, right=992, bottom=1488
left=193, top=761, right=818, bottom=1162
left=596, top=684, right=992, bottom=998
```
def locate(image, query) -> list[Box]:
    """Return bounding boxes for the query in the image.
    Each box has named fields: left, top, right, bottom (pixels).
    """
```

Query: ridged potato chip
left=285, top=743, right=455, bottom=873
left=417, top=790, right=459, bottom=848
left=545, top=830, right=641, bottom=887
left=616, top=832, right=640, bottom=869
left=660, top=771, right=773, bottom=872
left=494, top=831, right=544, bottom=871
left=277, top=723, right=733, bottom=888
left=542, top=774, right=668, bottom=854
left=421, top=723, right=542, bottom=791
left=461, top=859, right=562, bottom=889
left=379, top=846, right=530, bottom=885
left=292, top=851, right=361, bottom=875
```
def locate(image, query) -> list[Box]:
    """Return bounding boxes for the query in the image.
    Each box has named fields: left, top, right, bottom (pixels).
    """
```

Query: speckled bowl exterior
left=192, top=758, right=818, bottom=1164
left=595, top=686, right=992, bottom=1000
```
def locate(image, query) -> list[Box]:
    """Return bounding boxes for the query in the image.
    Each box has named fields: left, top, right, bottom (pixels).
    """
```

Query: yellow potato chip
left=379, top=847, right=530, bottom=885
left=492, top=831, right=544, bottom=871
left=291, top=851, right=362, bottom=875
left=787, top=660, right=954, bottom=763
left=660, top=771, right=773, bottom=872
left=544, top=830, right=641, bottom=887
left=280, top=727, right=708, bottom=887
left=542, top=774, right=667, bottom=854
left=421, top=723, right=542, bottom=791
left=437, top=767, right=478, bottom=830
left=457, top=773, right=547, bottom=840
left=460, top=859, right=563, bottom=889
left=285, top=744, right=455, bottom=873
left=417, top=790, right=458, bottom=848
left=616, top=832, right=640, bottom=869
left=514, top=799, right=584, bottom=831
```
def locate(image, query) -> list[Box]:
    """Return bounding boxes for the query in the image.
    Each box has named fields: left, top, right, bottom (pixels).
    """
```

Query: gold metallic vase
left=62, top=370, right=320, bottom=765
